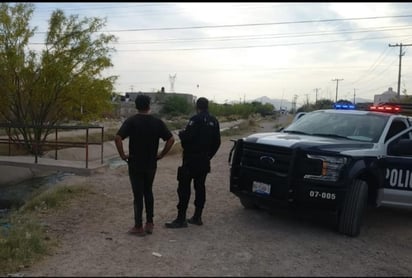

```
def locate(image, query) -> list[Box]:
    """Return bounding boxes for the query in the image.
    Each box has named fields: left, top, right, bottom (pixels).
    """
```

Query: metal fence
left=0, top=124, right=104, bottom=169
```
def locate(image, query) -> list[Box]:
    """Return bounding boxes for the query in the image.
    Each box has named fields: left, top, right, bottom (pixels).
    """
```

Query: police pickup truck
left=229, top=103, right=412, bottom=236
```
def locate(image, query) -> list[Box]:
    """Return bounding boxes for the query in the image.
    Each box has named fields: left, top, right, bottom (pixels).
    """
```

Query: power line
left=29, top=24, right=412, bottom=46
left=33, top=14, right=412, bottom=34
left=347, top=46, right=392, bottom=86
left=111, top=33, right=412, bottom=52
left=33, top=3, right=173, bottom=13
left=103, top=15, right=412, bottom=32
left=109, top=24, right=412, bottom=44
left=24, top=5, right=412, bottom=98
left=350, top=56, right=398, bottom=88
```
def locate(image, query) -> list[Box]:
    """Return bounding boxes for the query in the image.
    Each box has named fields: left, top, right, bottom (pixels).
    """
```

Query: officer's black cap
left=196, top=97, right=209, bottom=111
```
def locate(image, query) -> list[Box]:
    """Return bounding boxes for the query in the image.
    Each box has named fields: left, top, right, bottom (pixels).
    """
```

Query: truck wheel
left=239, top=197, right=258, bottom=209
left=338, top=179, right=368, bottom=237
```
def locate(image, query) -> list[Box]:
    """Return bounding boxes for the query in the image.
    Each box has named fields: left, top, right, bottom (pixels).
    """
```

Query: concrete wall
left=0, top=166, right=34, bottom=185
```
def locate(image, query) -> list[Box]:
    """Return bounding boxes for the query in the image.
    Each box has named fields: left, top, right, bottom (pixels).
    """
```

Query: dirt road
left=20, top=119, right=412, bottom=277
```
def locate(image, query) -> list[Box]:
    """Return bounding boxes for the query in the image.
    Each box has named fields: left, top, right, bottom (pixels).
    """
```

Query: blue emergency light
left=333, top=103, right=355, bottom=110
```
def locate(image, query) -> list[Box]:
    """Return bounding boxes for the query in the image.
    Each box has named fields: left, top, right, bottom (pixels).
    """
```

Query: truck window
left=385, top=120, right=408, bottom=142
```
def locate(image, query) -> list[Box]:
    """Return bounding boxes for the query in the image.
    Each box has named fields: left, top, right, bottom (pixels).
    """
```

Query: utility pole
left=280, top=89, right=285, bottom=109
left=314, top=88, right=321, bottom=104
left=332, top=78, right=344, bottom=102
left=305, top=94, right=309, bottom=105
left=353, top=88, right=357, bottom=104
left=292, top=94, right=298, bottom=114
left=389, top=43, right=412, bottom=100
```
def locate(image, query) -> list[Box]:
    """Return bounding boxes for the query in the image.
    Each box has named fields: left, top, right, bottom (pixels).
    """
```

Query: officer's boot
left=188, top=208, right=203, bottom=226
left=165, top=209, right=188, bottom=228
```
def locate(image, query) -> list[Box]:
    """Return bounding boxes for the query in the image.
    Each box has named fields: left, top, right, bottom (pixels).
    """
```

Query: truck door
left=378, top=124, right=412, bottom=208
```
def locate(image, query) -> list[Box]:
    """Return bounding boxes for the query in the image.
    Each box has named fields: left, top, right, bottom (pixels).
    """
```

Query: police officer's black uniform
left=166, top=98, right=221, bottom=228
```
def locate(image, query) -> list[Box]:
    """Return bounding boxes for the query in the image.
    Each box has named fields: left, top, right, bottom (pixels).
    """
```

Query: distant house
left=374, top=87, right=398, bottom=105
left=114, top=87, right=195, bottom=118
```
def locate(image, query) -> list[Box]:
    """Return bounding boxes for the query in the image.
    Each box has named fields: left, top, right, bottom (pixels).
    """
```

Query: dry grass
left=0, top=184, right=91, bottom=275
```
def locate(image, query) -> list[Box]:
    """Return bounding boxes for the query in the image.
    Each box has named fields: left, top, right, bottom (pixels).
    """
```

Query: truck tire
left=239, top=197, right=258, bottom=209
left=338, top=179, right=368, bottom=237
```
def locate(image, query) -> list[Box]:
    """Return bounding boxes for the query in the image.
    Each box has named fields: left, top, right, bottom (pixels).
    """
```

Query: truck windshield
left=284, top=110, right=389, bottom=142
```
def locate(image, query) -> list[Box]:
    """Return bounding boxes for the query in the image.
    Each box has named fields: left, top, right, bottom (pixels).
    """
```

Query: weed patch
left=0, top=184, right=90, bottom=275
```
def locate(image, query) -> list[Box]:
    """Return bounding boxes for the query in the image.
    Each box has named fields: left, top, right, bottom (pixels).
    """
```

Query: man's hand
left=157, top=136, right=175, bottom=160
left=121, top=154, right=129, bottom=163
left=115, top=135, right=129, bottom=163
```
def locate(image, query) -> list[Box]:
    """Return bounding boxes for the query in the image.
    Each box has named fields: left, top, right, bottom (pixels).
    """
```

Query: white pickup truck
left=229, top=104, right=412, bottom=236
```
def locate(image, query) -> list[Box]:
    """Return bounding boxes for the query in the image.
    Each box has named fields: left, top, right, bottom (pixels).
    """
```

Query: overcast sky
left=29, top=2, right=412, bottom=106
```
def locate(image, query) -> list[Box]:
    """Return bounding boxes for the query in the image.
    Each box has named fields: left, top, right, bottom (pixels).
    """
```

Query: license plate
left=252, top=181, right=271, bottom=195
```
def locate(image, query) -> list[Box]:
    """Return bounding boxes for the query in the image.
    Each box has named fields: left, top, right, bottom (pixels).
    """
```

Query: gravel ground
left=17, top=118, right=412, bottom=277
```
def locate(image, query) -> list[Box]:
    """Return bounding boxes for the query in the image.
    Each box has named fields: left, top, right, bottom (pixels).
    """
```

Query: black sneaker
left=165, top=219, right=188, bottom=228
left=188, top=217, right=203, bottom=226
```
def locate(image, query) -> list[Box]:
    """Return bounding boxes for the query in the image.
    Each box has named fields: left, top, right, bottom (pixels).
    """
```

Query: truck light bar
left=334, top=104, right=355, bottom=109
left=333, top=102, right=355, bottom=110
left=369, top=104, right=401, bottom=113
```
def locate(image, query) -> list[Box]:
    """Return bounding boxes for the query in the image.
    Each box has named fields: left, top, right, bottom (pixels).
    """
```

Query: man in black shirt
left=115, top=94, right=175, bottom=236
left=165, top=97, right=221, bottom=228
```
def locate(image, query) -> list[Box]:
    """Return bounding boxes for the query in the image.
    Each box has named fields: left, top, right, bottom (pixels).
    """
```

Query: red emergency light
left=369, top=104, right=401, bottom=113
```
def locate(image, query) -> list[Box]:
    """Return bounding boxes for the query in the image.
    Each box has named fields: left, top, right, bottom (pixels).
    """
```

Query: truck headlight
left=304, top=154, right=347, bottom=182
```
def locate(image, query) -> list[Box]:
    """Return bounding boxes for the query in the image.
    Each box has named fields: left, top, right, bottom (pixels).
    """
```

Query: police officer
left=165, top=97, right=221, bottom=228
